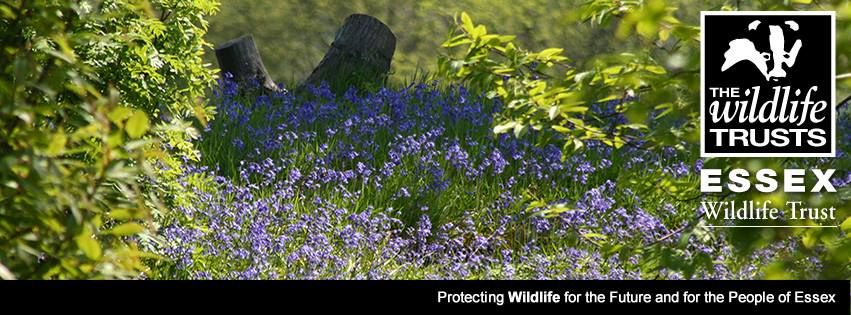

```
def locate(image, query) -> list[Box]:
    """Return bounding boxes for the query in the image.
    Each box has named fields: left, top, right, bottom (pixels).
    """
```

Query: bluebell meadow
left=155, top=76, right=849, bottom=279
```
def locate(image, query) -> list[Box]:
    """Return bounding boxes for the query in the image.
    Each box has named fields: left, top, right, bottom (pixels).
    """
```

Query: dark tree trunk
left=304, top=14, right=396, bottom=93
left=215, top=34, right=280, bottom=92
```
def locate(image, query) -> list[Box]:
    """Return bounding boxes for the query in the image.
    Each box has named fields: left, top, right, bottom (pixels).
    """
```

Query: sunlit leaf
left=107, top=223, right=146, bottom=236
left=75, top=226, right=102, bottom=260
left=126, top=111, right=150, bottom=139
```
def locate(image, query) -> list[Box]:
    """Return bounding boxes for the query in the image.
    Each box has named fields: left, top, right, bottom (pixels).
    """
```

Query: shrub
left=0, top=0, right=219, bottom=279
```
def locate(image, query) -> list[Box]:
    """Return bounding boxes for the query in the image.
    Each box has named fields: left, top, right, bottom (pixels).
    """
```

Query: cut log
left=215, top=34, right=280, bottom=92
left=304, top=14, right=396, bottom=93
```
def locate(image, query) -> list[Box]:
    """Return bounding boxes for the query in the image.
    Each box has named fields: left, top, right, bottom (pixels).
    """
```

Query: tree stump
left=215, top=34, right=280, bottom=92
left=304, top=14, right=396, bottom=93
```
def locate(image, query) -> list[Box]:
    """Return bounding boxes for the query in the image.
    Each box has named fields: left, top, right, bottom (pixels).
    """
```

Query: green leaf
left=840, top=217, right=851, bottom=234
left=561, top=105, right=588, bottom=113
left=493, top=122, right=517, bottom=134
left=472, top=25, right=487, bottom=38
left=108, top=209, right=134, bottom=220
left=583, top=233, right=608, bottom=240
left=763, top=262, right=794, bottom=280
left=537, top=48, right=564, bottom=60
left=671, top=25, right=700, bottom=41
left=460, top=12, right=475, bottom=34
left=636, top=20, right=658, bottom=39
left=802, top=232, right=817, bottom=249
left=46, top=132, right=67, bottom=157
left=573, top=138, right=584, bottom=150
left=548, top=106, right=560, bottom=120
left=644, top=65, right=666, bottom=74
left=498, top=35, right=516, bottom=43
left=108, top=106, right=134, bottom=125
left=551, top=125, right=572, bottom=133
left=106, top=223, right=145, bottom=236
left=513, top=123, right=528, bottom=137
left=75, top=226, right=102, bottom=260
left=442, top=35, right=472, bottom=48
left=126, top=111, right=150, bottom=139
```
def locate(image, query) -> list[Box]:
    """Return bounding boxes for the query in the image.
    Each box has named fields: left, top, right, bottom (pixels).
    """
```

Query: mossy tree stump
left=304, top=14, right=396, bottom=93
left=215, top=34, right=280, bottom=92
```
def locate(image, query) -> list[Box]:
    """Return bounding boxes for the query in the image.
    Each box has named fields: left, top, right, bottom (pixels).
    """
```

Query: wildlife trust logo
left=701, top=11, right=836, bottom=157
left=722, top=19, right=802, bottom=82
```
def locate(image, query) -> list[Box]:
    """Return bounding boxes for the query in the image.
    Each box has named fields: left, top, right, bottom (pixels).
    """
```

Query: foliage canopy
left=0, top=0, right=219, bottom=279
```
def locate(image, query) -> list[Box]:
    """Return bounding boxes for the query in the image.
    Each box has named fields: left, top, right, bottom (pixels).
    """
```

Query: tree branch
left=840, top=93, right=851, bottom=108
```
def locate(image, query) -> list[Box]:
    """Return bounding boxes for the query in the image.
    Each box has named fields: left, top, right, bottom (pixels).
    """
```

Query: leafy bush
left=438, top=8, right=698, bottom=153
left=0, top=0, right=219, bottom=279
